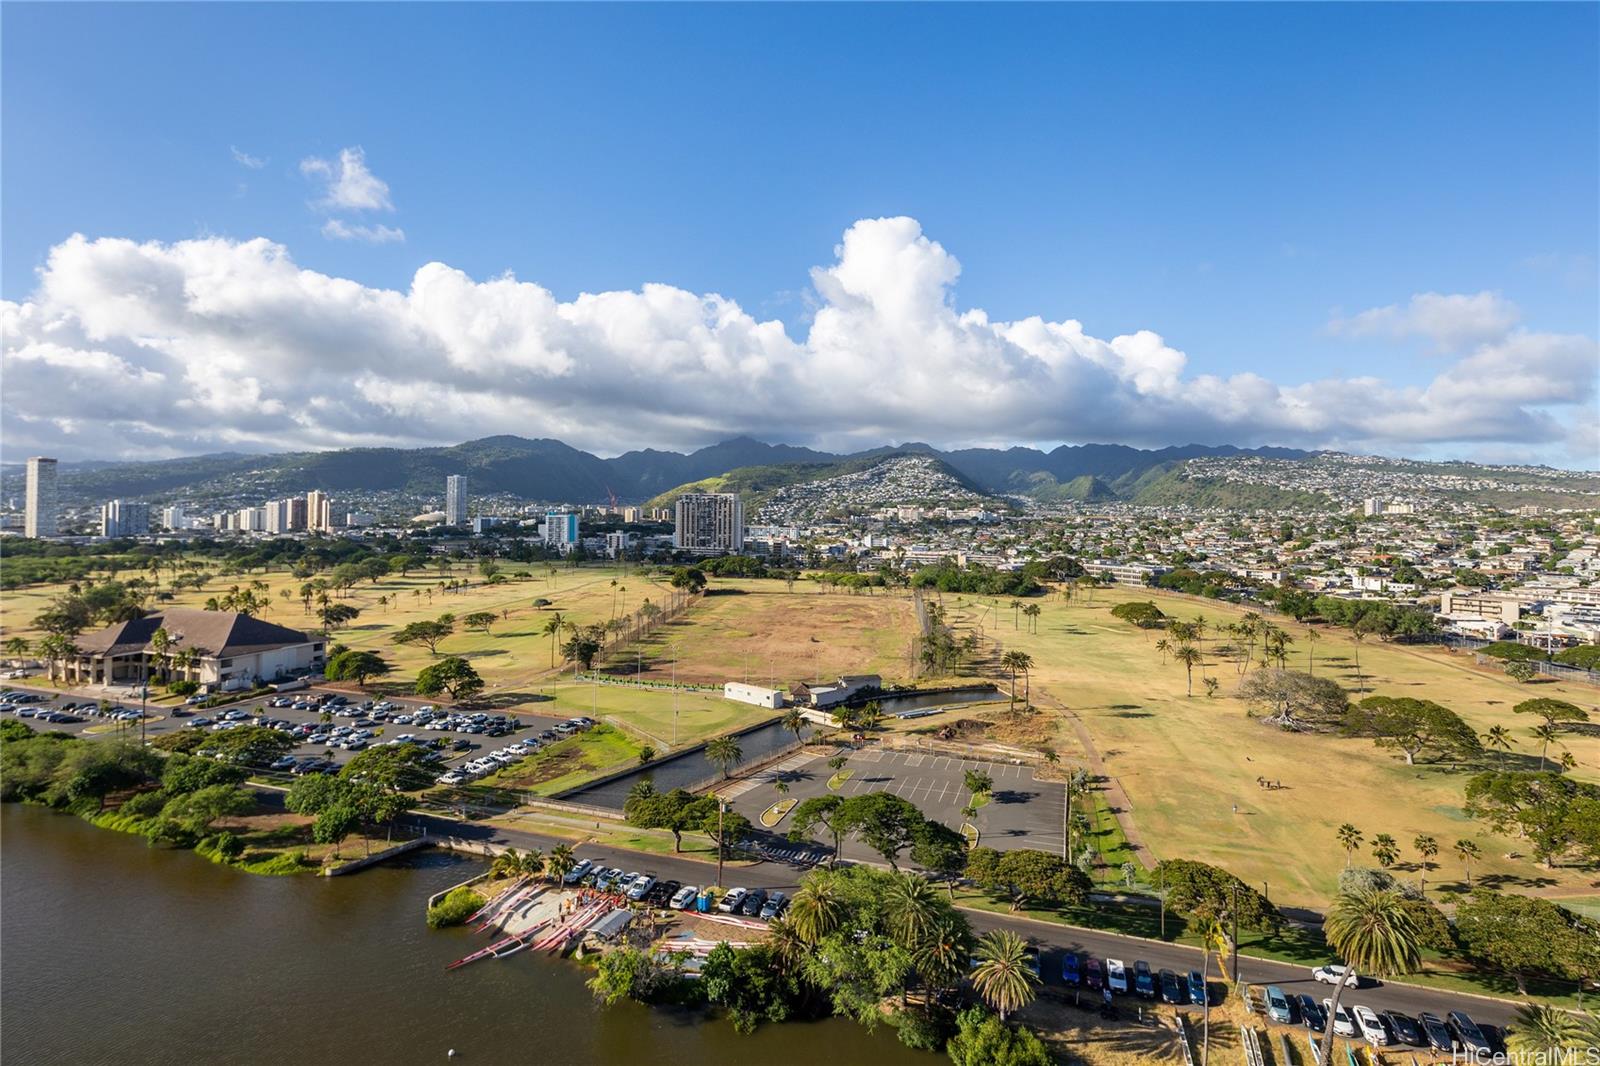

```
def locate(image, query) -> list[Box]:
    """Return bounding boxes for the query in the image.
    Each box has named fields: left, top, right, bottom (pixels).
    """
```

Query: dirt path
left=1032, top=688, right=1154, bottom=865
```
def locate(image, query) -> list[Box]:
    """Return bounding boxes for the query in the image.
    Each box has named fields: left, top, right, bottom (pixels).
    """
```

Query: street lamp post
left=671, top=644, right=680, bottom=748
left=716, top=800, right=727, bottom=888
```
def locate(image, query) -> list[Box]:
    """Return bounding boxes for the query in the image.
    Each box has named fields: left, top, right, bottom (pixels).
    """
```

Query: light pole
left=716, top=800, right=727, bottom=888
left=671, top=643, right=680, bottom=748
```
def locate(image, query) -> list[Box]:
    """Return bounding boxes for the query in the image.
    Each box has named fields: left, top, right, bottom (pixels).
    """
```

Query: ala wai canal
left=1, top=804, right=933, bottom=1066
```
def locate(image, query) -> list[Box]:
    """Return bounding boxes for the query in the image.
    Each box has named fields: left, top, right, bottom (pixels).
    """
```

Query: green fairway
left=942, top=585, right=1600, bottom=908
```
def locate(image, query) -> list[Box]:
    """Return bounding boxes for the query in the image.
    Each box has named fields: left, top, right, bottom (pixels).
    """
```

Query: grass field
left=939, top=584, right=1600, bottom=908
left=596, top=578, right=918, bottom=686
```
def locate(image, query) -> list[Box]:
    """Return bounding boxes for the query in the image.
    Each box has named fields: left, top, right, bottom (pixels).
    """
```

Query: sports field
left=597, top=578, right=918, bottom=687
left=939, top=585, right=1600, bottom=908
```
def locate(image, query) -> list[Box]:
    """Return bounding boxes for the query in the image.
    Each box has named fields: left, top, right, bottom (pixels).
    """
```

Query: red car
left=1084, top=956, right=1104, bottom=991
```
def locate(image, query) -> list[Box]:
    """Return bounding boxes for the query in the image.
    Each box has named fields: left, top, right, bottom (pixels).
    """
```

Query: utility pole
left=716, top=800, right=727, bottom=888
left=1230, top=883, right=1239, bottom=982
left=672, top=644, right=680, bottom=748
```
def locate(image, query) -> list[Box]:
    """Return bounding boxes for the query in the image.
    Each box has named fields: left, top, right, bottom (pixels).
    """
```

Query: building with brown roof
left=58, top=609, right=325, bottom=690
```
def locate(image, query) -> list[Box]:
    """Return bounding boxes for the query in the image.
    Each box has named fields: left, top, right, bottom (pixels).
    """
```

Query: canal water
left=0, top=804, right=933, bottom=1066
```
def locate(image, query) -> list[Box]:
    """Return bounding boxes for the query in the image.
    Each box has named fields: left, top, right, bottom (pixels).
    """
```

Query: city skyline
left=2, top=4, right=1595, bottom=468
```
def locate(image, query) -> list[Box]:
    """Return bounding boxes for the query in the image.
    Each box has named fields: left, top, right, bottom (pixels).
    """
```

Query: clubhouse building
left=58, top=609, right=325, bottom=690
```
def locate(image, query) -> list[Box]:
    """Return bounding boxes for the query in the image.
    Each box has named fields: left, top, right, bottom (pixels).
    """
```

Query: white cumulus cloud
left=1330, top=290, right=1522, bottom=352
left=321, top=219, right=406, bottom=244
left=1, top=218, right=1594, bottom=465
left=299, top=146, right=394, bottom=212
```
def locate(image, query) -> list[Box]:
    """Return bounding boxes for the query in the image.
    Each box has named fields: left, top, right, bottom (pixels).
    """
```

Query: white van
left=1106, top=959, right=1129, bottom=994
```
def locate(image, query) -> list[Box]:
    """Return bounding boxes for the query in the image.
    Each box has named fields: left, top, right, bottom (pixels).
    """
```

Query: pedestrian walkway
left=715, top=750, right=816, bottom=802
left=1032, top=689, right=1151, bottom=861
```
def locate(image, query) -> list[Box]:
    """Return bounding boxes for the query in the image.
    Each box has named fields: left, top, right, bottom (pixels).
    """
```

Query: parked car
left=563, top=859, right=593, bottom=885
left=1105, top=959, right=1129, bottom=995
left=1265, top=985, right=1295, bottom=1024
left=739, top=889, right=767, bottom=917
left=717, top=888, right=749, bottom=913
left=759, top=892, right=787, bottom=920
left=1061, top=952, right=1082, bottom=986
left=1323, top=998, right=1356, bottom=1038
left=1353, top=1005, right=1391, bottom=1046
left=1084, top=957, right=1104, bottom=991
left=1022, top=946, right=1041, bottom=981
left=1382, top=1011, right=1424, bottom=1048
left=626, top=876, right=656, bottom=902
left=1418, top=1012, right=1454, bottom=1053
left=1312, top=964, right=1362, bottom=988
left=1297, top=995, right=1326, bottom=1032
left=1187, top=970, right=1207, bottom=1006
left=1159, top=969, right=1187, bottom=1006
left=1132, top=960, right=1156, bottom=999
left=1448, top=1011, right=1492, bottom=1055
left=670, top=884, right=699, bottom=909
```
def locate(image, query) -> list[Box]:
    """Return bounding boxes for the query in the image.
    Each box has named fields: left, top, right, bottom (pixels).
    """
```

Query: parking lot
left=727, top=745, right=1068, bottom=857
left=0, top=683, right=574, bottom=778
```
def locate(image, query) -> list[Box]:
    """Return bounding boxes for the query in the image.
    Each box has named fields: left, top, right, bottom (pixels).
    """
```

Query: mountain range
left=0, top=436, right=1314, bottom=508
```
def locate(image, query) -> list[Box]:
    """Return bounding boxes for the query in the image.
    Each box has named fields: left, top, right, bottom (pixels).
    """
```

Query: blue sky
left=3, top=2, right=1596, bottom=465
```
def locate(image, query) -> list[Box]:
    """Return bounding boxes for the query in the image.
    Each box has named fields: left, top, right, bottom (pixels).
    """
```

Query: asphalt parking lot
left=0, top=682, right=572, bottom=771
left=728, top=745, right=1068, bottom=858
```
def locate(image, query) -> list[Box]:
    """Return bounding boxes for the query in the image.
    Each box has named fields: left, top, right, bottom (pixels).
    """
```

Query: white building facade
left=24, top=457, right=57, bottom=539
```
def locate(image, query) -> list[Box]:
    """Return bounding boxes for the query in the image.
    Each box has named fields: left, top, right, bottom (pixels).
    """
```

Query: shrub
left=426, top=886, right=486, bottom=928
left=168, top=680, right=200, bottom=696
left=119, top=789, right=170, bottom=818
left=1553, top=645, right=1600, bottom=670
left=210, top=831, right=245, bottom=860
left=893, top=1006, right=949, bottom=1051
left=1479, top=641, right=1548, bottom=663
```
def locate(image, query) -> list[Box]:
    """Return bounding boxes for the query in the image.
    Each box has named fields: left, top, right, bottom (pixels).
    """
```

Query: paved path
left=1032, top=688, right=1152, bottom=862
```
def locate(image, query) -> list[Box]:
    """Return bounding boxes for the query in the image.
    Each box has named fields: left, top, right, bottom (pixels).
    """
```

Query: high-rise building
left=237, top=506, right=266, bottom=532
left=264, top=498, right=291, bottom=534
left=673, top=493, right=744, bottom=555
left=287, top=496, right=308, bottom=531
left=542, top=510, right=580, bottom=550
left=306, top=490, right=332, bottom=532
left=445, top=475, right=468, bottom=525
left=100, top=499, right=151, bottom=538
left=24, top=457, right=57, bottom=538
left=160, top=505, right=187, bottom=530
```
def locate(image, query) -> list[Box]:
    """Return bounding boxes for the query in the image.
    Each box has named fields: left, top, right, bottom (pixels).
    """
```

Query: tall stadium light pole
left=716, top=801, right=728, bottom=888
left=671, top=644, right=680, bottom=748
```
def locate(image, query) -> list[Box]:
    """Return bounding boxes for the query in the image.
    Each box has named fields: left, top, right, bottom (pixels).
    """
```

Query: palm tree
left=705, top=735, right=744, bottom=779
left=1336, top=824, right=1363, bottom=868
left=1371, top=833, right=1400, bottom=869
left=788, top=874, right=846, bottom=944
left=1008, top=599, right=1022, bottom=630
left=1320, top=886, right=1423, bottom=1064
left=546, top=843, right=577, bottom=884
left=1000, top=650, right=1031, bottom=709
left=1482, top=725, right=1515, bottom=768
left=4, top=636, right=30, bottom=660
left=1412, top=835, right=1438, bottom=897
left=491, top=848, right=524, bottom=879
left=1022, top=603, right=1041, bottom=634
left=1506, top=1002, right=1595, bottom=1057
left=1531, top=723, right=1560, bottom=770
left=518, top=848, right=545, bottom=880
left=780, top=707, right=806, bottom=746
left=970, top=929, right=1038, bottom=1020
left=541, top=612, right=565, bottom=669
left=1174, top=644, right=1202, bottom=696
left=916, top=912, right=975, bottom=994
left=884, top=872, right=941, bottom=948
left=1454, top=839, right=1481, bottom=888
left=1154, top=638, right=1171, bottom=663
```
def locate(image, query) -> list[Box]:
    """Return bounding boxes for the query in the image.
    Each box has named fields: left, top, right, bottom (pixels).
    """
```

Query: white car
left=1312, top=964, right=1361, bottom=987
left=1323, top=998, right=1356, bottom=1037
left=717, top=887, right=749, bottom=913
left=1352, top=1005, right=1390, bottom=1046
left=1105, top=959, right=1129, bottom=994
left=626, top=876, right=655, bottom=901
left=670, top=885, right=699, bottom=909
left=436, top=771, right=465, bottom=786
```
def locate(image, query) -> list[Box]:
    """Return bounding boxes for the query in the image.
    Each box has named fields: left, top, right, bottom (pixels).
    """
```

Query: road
left=385, top=803, right=1521, bottom=1032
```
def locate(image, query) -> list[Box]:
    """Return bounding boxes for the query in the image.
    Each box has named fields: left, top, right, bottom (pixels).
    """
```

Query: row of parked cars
left=553, top=859, right=792, bottom=920
left=1263, top=982, right=1495, bottom=1054
left=1062, top=953, right=1209, bottom=1006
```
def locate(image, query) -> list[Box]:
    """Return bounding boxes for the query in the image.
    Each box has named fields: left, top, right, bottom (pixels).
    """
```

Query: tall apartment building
left=287, top=496, right=308, bottom=530
left=543, top=510, right=580, bottom=551
left=306, top=491, right=332, bottom=532
left=100, top=499, right=150, bottom=538
left=24, top=457, right=57, bottom=538
left=264, top=498, right=290, bottom=534
left=160, top=505, right=187, bottom=530
left=445, top=475, right=469, bottom=526
left=673, top=493, right=744, bottom=555
left=237, top=506, right=266, bottom=532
